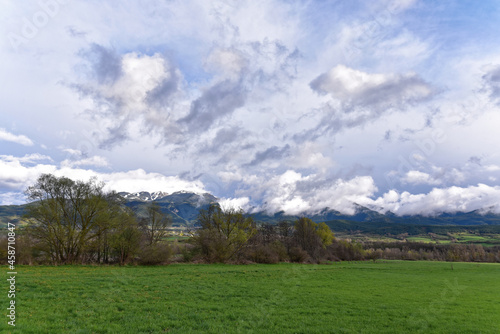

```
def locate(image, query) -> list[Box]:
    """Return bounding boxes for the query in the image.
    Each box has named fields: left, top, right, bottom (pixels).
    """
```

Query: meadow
left=339, top=231, right=500, bottom=247
left=3, top=261, right=500, bottom=333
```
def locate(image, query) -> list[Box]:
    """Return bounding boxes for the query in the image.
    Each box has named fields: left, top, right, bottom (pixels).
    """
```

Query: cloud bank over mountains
left=1, top=0, right=500, bottom=216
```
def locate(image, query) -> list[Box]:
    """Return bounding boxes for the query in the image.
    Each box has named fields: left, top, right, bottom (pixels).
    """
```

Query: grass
left=406, top=236, right=434, bottom=243
left=342, top=232, right=500, bottom=247
left=3, top=261, right=500, bottom=333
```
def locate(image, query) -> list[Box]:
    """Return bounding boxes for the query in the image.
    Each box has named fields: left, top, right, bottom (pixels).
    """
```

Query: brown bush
left=249, top=244, right=280, bottom=264
left=137, top=243, right=172, bottom=265
left=288, top=246, right=309, bottom=263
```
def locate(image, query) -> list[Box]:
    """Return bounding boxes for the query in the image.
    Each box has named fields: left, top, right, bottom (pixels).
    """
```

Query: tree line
left=0, top=174, right=171, bottom=265
left=1, top=174, right=499, bottom=265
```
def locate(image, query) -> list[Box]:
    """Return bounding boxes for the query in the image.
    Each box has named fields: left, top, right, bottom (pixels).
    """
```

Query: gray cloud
left=468, top=156, right=482, bottom=166
left=3, top=0, right=500, bottom=218
left=145, top=66, right=180, bottom=109
left=482, top=65, right=500, bottom=104
left=246, top=144, right=291, bottom=166
left=383, top=130, right=392, bottom=141
left=71, top=32, right=300, bottom=155
left=310, top=65, right=435, bottom=110
left=198, top=126, right=244, bottom=155
left=194, top=125, right=256, bottom=167
left=247, top=41, right=300, bottom=92
left=293, top=103, right=381, bottom=142
left=98, top=122, right=130, bottom=150
left=82, top=44, right=123, bottom=85
left=298, top=66, right=436, bottom=141
left=72, top=45, right=185, bottom=149
left=67, top=26, right=87, bottom=38
left=212, top=127, right=240, bottom=147
left=178, top=80, right=247, bottom=132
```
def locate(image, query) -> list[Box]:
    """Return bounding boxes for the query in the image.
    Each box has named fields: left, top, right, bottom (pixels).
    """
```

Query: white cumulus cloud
left=219, top=197, right=251, bottom=211
left=403, top=170, right=442, bottom=185
left=61, top=155, right=109, bottom=168
left=370, top=184, right=500, bottom=216
left=0, top=128, right=33, bottom=146
left=310, top=65, right=434, bottom=108
left=258, top=170, right=378, bottom=215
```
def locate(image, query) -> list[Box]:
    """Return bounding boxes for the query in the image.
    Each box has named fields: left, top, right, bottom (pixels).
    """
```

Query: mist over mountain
left=2, top=190, right=500, bottom=228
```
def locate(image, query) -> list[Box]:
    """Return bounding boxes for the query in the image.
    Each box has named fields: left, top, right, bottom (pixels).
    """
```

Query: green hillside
left=0, top=204, right=28, bottom=228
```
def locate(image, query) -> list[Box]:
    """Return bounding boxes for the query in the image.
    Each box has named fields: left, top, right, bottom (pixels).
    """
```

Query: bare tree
left=25, top=174, right=121, bottom=264
left=140, top=202, right=171, bottom=245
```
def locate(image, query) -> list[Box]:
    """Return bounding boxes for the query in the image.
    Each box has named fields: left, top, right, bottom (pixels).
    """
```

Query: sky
left=1, top=0, right=500, bottom=216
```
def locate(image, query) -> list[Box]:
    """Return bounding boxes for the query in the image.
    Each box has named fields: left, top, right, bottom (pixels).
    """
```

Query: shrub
left=180, top=244, right=196, bottom=263
left=249, top=244, right=280, bottom=264
left=137, top=243, right=172, bottom=265
left=328, top=240, right=365, bottom=261
left=288, top=246, right=309, bottom=263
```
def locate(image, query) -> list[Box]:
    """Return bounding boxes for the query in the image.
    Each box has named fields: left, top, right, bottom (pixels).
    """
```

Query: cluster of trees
left=1, top=174, right=500, bottom=265
left=0, top=174, right=340, bottom=265
left=0, top=174, right=172, bottom=265
left=189, top=208, right=336, bottom=264
left=363, top=241, right=500, bottom=262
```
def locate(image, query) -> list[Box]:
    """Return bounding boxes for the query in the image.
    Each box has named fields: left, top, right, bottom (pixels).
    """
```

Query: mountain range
left=1, top=191, right=500, bottom=228
left=118, top=191, right=218, bottom=226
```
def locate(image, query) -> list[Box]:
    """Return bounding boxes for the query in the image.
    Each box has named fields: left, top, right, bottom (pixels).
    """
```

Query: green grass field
left=3, top=261, right=500, bottom=333
left=341, top=232, right=500, bottom=247
left=406, top=236, right=435, bottom=243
